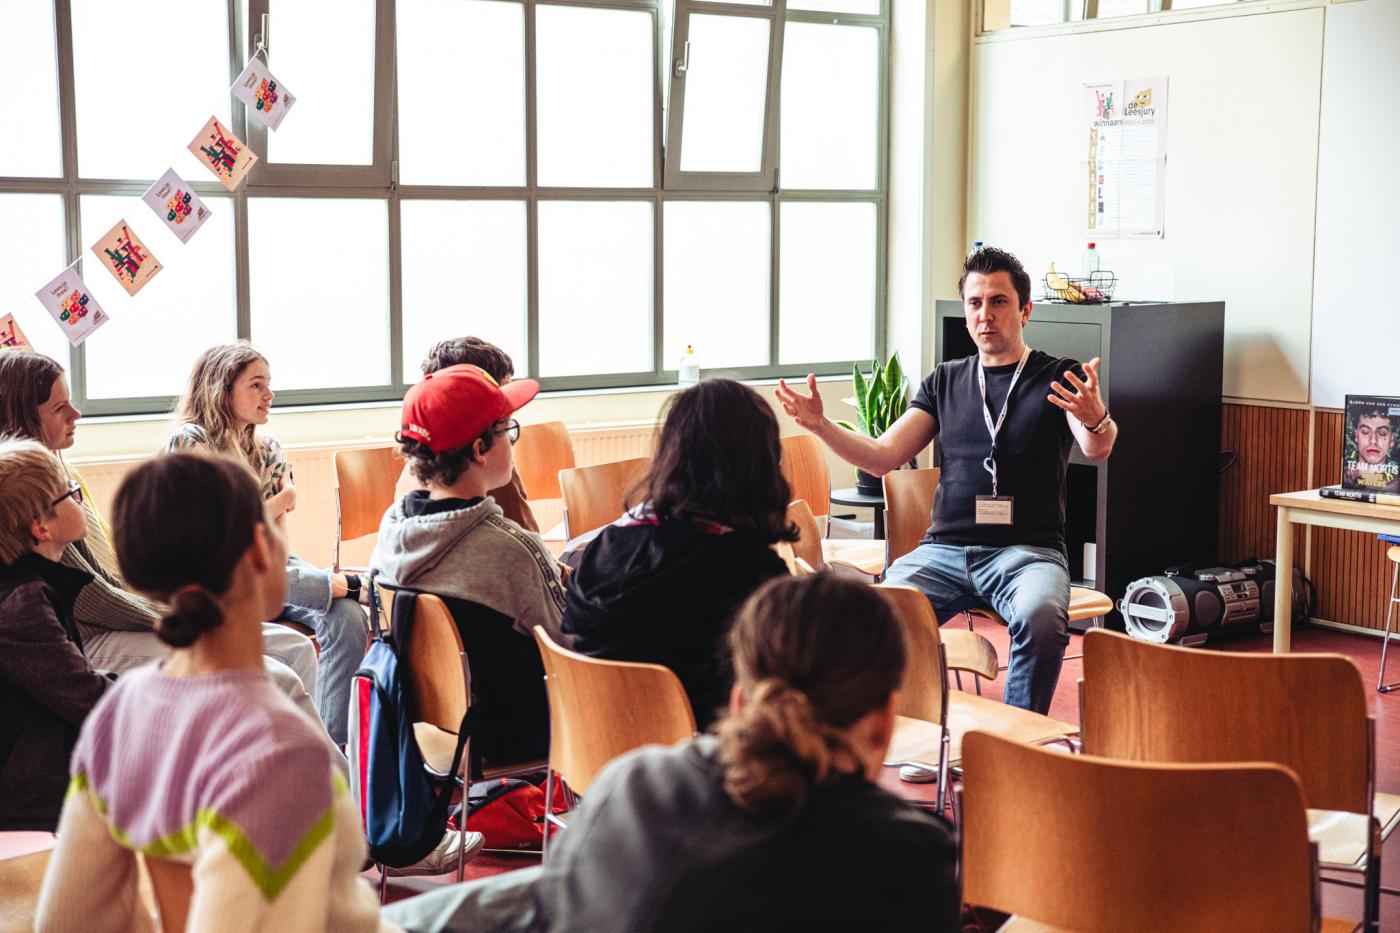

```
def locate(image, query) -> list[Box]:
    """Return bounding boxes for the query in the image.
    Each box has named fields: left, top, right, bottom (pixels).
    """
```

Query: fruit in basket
left=1046, top=263, right=1086, bottom=302
left=1046, top=263, right=1070, bottom=291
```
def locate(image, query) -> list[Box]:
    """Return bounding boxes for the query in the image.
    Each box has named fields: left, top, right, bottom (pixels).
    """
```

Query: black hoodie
left=562, top=519, right=788, bottom=730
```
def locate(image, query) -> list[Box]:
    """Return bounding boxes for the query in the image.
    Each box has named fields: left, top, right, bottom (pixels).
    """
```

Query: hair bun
left=158, top=586, right=223, bottom=648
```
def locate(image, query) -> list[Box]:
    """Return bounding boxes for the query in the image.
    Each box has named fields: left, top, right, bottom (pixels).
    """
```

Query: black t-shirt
left=910, top=349, right=1081, bottom=555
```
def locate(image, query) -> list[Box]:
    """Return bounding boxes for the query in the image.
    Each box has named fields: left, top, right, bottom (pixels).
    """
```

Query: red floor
left=7, top=622, right=1400, bottom=927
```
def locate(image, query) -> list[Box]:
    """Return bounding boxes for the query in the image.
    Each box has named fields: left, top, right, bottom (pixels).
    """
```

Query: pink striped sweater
left=36, top=665, right=397, bottom=932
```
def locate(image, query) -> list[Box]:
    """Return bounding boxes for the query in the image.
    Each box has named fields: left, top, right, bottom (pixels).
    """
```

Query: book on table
left=1319, top=395, right=1400, bottom=505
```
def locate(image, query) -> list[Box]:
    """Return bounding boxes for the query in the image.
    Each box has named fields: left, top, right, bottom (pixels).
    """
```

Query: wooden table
left=1270, top=489, right=1400, bottom=652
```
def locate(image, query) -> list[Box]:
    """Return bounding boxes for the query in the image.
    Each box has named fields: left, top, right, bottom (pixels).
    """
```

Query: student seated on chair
left=381, top=574, right=961, bottom=933
left=35, top=453, right=398, bottom=933
left=392, top=337, right=540, bottom=532
left=371, top=364, right=568, bottom=766
left=562, top=379, right=796, bottom=730
left=0, top=438, right=110, bottom=832
left=0, top=350, right=322, bottom=728
left=776, top=247, right=1117, bottom=714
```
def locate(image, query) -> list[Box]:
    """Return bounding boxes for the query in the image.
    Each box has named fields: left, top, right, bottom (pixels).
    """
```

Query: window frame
left=2, top=0, right=889, bottom=417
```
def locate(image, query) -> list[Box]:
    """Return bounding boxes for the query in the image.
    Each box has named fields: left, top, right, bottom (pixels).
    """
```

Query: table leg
left=874, top=504, right=885, bottom=541
left=1273, top=506, right=1293, bottom=653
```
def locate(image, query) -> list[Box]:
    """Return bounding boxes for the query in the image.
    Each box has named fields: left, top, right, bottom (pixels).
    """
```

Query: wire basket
left=1042, top=270, right=1117, bottom=304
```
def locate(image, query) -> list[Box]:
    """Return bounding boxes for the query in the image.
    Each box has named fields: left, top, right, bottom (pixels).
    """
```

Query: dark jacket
left=535, top=737, right=961, bottom=932
left=0, top=553, right=110, bottom=830
left=562, top=520, right=788, bottom=729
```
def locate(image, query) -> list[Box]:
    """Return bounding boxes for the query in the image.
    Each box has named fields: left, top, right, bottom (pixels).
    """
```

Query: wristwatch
left=1085, top=410, right=1112, bottom=435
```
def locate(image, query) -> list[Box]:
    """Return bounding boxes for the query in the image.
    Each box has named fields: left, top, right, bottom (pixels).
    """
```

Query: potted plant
left=836, top=352, right=910, bottom=495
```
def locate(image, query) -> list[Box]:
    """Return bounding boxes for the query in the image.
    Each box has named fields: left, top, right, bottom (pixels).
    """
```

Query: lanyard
left=977, top=346, right=1030, bottom=496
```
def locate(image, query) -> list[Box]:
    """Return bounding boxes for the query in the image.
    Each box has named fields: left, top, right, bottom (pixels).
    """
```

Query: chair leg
left=457, top=737, right=470, bottom=883
left=378, top=863, right=388, bottom=902
left=963, top=611, right=983, bottom=696
left=1378, top=561, right=1400, bottom=692
left=541, top=768, right=556, bottom=863
left=1366, top=851, right=1382, bottom=931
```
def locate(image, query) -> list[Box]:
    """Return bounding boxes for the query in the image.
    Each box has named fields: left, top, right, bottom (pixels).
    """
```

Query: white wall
left=969, top=3, right=1329, bottom=403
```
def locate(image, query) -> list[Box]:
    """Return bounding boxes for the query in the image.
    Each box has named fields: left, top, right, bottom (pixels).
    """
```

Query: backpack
left=347, top=581, right=471, bottom=867
left=451, top=775, right=571, bottom=852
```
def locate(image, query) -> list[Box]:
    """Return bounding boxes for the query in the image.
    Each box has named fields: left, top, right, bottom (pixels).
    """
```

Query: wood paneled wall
left=1219, top=403, right=1396, bottom=633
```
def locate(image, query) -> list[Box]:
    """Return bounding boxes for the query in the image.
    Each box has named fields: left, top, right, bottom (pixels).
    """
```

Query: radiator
left=568, top=422, right=658, bottom=467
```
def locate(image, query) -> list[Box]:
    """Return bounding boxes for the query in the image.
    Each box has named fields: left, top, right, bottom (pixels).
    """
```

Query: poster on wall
left=231, top=57, right=297, bottom=131
left=35, top=266, right=109, bottom=347
left=1084, top=77, right=1168, bottom=239
left=0, top=314, right=32, bottom=351
left=142, top=169, right=213, bottom=244
left=90, top=220, right=163, bottom=296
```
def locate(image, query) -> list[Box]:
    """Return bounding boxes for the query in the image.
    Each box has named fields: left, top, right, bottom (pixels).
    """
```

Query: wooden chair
left=514, top=422, right=575, bottom=501
left=139, top=854, right=193, bottom=933
left=785, top=500, right=877, bottom=578
left=333, top=446, right=404, bottom=571
left=780, top=435, right=885, bottom=576
left=532, top=627, right=697, bottom=859
left=960, top=730, right=1355, bottom=933
left=557, top=457, right=649, bottom=540
left=1081, top=629, right=1397, bottom=931
left=876, top=585, right=1076, bottom=813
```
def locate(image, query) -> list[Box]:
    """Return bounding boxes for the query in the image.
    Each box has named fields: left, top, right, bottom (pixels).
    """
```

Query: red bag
left=452, top=776, right=570, bottom=851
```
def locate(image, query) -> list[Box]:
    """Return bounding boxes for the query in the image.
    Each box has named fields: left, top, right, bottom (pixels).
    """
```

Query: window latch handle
left=674, top=39, right=691, bottom=78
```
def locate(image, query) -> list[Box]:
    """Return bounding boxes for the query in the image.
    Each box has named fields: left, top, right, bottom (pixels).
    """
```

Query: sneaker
left=898, top=763, right=940, bottom=784
left=384, top=829, right=486, bottom=877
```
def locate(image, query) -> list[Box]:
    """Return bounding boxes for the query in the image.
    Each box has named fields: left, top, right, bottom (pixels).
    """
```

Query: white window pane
left=1168, top=0, right=1233, bottom=8
left=0, top=194, right=71, bottom=369
left=536, top=6, right=653, bottom=188
left=71, top=0, right=231, bottom=180
left=538, top=201, right=652, bottom=377
left=1, top=3, right=62, bottom=176
left=1011, top=0, right=1067, bottom=26
left=780, top=23, right=879, bottom=191
left=663, top=202, right=769, bottom=369
left=266, top=0, right=376, bottom=165
left=677, top=15, right=770, bottom=174
left=779, top=202, right=874, bottom=364
left=78, top=195, right=236, bottom=399
left=787, top=0, right=879, bottom=15
left=397, top=0, right=524, bottom=185
left=248, top=199, right=389, bottom=389
left=1095, top=0, right=1149, bottom=16
left=401, top=200, right=528, bottom=382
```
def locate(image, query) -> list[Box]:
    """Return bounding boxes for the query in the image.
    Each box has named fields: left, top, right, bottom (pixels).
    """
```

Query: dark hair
left=637, top=379, right=797, bottom=544
left=717, top=575, right=906, bottom=823
left=399, top=420, right=504, bottom=488
left=0, top=351, right=65, bottom=443
left=111, top=453, right=267, bottom=648
left=422, top=337, right=515, bottom=382
left=958, top=245, right=1032, bottom=310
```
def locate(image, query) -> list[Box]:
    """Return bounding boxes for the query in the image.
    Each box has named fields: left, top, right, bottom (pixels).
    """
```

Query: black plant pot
left=854, top=468, right=883, bottom=495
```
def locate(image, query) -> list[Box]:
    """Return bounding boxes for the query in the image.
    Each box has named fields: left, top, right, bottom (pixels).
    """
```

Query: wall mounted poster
left=0, top=314, right=31, bottom=351
left=232, top=57, right=296, bottom=131
left=1084, top=77, right=1168, bottom=239
left=35, top=266, right=108, bottom=346
left=142, top=169, right=212, bottom=244
left=91, top=220, right=163, bottom=296
left=187, top=116, right=258, bottom=191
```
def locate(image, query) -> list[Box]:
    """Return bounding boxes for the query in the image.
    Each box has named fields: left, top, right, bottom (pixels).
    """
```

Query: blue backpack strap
left=389, top=585, right=477, bottom=782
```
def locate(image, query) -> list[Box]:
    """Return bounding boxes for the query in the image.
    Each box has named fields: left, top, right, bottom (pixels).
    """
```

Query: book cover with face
left=232, top=57, right=296, bottom=131
left=90, top=219, right=163, bottom=296
left=187, top=115, right=259, bottom=191
left=0, top=314, right=32, bottom=351
left=35, top=267, right=109, bottom=347
left=142, top=168, right=213, bottom=244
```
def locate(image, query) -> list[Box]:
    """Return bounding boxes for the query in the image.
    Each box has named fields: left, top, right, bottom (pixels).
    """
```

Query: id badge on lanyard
left=975, top=347, right=1029, bottom=526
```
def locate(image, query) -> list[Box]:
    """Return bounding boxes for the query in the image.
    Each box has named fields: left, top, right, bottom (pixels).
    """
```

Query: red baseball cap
left=400, top=364, right=540, bottom=454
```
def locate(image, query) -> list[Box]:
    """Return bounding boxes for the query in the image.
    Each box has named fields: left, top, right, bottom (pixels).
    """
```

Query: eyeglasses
left=493, top=419, right=521, bottom=444
left=51, top=480, right=84, bottom=508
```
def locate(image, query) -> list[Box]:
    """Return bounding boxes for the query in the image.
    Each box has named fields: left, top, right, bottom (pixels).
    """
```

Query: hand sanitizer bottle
left=678, top=345, right=700, bottom=385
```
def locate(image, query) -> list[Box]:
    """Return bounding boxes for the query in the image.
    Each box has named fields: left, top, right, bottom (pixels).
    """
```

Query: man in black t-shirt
left=775, top=247, right=1117, bottom=714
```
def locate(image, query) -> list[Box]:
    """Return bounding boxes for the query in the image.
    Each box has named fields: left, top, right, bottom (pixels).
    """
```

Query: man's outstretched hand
left=775, top=374, right=826, bottom=432
left=1047, top=357, right=1107, bottom=427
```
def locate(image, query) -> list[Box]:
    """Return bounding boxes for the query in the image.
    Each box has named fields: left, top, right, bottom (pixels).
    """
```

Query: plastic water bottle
left=968, top=241, right=985, bottom=259
left=678, top=345, right=700, bottom=385
left=1083, top=242, right=1101, bottom=276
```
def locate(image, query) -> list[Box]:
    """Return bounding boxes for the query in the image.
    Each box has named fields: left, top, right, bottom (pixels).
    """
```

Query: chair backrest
left=1081, top=628, right=1371, bottom=814
left=780, top=434, right=832, bottom=520
left=557, top=457, right=649, bottom=539
left=334, top=445, right=405, bottom=546
left=875, top=585, right=947, bottom=724
left=533, top=627, right=696, bottom=795
left=961, top=730, right=1318, bottom=933
left=784, top=500, right=828, bottom=573
left=515, top=422, right=576, bottom=501
left=882, top=467, right=939, bottom=565
left=400, top=592, right=470, bottom=732
left=140, top=854, right=193, bottom=933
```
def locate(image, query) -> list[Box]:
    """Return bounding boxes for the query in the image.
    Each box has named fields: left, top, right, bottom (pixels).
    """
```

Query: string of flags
left=1, top=52, right=296, bottom=352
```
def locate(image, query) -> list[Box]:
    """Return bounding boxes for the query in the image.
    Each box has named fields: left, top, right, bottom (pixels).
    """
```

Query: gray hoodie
left=369, top=492, right=568, bottom=645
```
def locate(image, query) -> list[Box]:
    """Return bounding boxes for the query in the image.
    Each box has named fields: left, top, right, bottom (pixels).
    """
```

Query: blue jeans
left=283, top=555, right=369, bottom=746
left=883, top=543, right=1070, bottom=714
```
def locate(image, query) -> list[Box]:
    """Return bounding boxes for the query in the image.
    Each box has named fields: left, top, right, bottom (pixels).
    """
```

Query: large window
left=1, top=0, right=887, bottom=415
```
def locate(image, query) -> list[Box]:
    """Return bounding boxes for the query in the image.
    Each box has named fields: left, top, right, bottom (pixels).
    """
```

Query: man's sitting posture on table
left=776, top=246, right=1116, bottom=716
